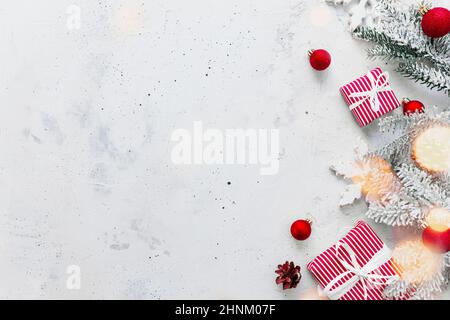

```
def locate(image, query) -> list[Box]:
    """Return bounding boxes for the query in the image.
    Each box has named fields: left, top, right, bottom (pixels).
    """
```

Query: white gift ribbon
left=321, top=242, right=398, bottom=300
left=348, top=71, right=391, bottom=113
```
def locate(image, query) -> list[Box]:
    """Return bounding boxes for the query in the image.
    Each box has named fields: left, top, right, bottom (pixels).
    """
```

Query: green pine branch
left=352, top=0, right=450, bottom=96
left=354, top=26, right=419, bottom=60
left=397, top=61, right=450, bottom=96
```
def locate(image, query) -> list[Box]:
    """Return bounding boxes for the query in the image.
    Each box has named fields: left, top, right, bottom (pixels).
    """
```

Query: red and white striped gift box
left=340, top=67, right=400, bottom=127
left=307, top=221, right=403, bottom=300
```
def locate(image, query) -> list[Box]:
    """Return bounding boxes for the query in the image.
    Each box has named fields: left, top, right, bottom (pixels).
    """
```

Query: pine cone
left=275, top=261, right=301, bottom=290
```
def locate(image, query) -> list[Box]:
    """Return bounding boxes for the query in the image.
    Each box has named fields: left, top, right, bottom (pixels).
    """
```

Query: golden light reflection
left=351, top=156, right=400, bottom=202
left=392, top=240, right=441, bottom=284
left=426, top=207, right=450, bottom=232
left=299, top=288, right=328, bottom=300
left=412, top=125, right=450, bottom=173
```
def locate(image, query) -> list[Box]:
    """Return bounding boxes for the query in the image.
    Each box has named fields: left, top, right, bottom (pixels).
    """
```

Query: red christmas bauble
left=290, top=219, right=312, bottom=241
left=447, top=231, right=450, bottom=252
left=422, top=227, right=450, bottom=253
left=402, top=99, right=425, bottom=116
left=421, top=7, right=450, bottom=38
left=309, top=49, right=331, bottom=71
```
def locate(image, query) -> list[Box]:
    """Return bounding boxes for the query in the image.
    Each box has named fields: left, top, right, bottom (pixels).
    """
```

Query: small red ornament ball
left=402, top=99, right=425, bottom=116
left=290, top=219, right=312, bottom=241
left=422, top=227, right=450, bottom=253
left=309, top=49, right=331, bottom=71
left=421, top=7, right=450, bottom=38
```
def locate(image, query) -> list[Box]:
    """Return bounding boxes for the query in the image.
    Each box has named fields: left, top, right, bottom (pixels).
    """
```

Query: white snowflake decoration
left=330, top=136, right=369, bottom=206
left=327, top=0, right=379, bottom=31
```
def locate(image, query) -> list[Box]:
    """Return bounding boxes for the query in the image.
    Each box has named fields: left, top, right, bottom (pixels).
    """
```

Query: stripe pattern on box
left=307, top=221, right=404, bottom=300
left=340, top=67, right=400, bottom=127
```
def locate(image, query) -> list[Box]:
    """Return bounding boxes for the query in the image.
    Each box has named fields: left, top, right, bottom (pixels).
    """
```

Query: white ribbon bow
left=321, top=242, right=398, bottom=300
left=348, top=71, right=391, bottom=113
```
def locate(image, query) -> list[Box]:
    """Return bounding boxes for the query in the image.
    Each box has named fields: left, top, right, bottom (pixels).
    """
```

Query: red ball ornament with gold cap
left=420, top=5, right=450, bottom=38
left=290, top=219, right=312, bottom=240
left=308, top=49, right=331, bottom=71
left=422, top=227, right=450, bottom=253
left=422, top=208, right=450, bottom=253
left=402, top=98, right=425, bottom=116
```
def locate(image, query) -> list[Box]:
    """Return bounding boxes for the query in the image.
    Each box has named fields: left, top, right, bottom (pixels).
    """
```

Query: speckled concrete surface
left=0, top=0, right=448, bottom=299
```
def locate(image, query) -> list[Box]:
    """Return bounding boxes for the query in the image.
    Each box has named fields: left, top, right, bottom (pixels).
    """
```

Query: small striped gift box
left=340, top=67, right=400, bottom=127
left=307, top=221, right=403, bottom=300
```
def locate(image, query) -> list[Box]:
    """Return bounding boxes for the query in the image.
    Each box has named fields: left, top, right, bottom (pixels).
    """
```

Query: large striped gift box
left=340, top=67, right=400, bottom=127
left=307, top=221, right=403, bottom=300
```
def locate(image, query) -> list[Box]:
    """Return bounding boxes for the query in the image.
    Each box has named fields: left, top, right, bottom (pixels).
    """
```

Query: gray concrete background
left=0, top=0, right=448, bottom=299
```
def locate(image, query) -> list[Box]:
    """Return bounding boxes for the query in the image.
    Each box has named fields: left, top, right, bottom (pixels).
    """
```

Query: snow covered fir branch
left=353, top=0, right=450, bottom=96
left=331, top=106, right=450, bottom=299
left=324, top=0, right=450, bottom=300
left=384, top=249, right=450, bottom=300
left=331, top=108, right=450, bottom=215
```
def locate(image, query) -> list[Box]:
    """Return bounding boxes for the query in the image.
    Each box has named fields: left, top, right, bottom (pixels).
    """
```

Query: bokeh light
left=426, top=207, right=450, bottom=232
left=308, top=4, right=332, bottom=28
left=351, top=156, right=400, bottom=202
left=412, top=125, right=450, bottom=173
left=392, top=239, right=441, bottom=284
